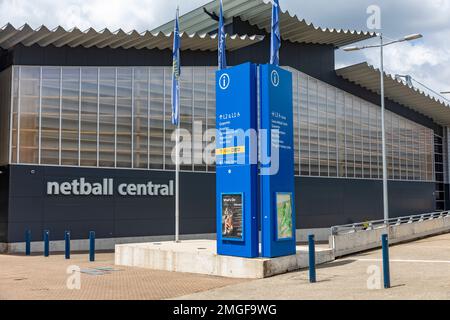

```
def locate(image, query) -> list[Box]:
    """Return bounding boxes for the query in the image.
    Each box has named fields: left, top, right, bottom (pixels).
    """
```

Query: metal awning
left=336, top=62, right=450, bottom=126
left=0, top=23, right=264, bottom=51
left=153, top=0, right=375, bottom=48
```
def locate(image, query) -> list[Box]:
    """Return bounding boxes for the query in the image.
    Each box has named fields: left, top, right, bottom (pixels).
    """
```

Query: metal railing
left=331, top=211, right=450, bottom=236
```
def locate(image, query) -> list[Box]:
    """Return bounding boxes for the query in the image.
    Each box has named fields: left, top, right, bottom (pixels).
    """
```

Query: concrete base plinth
left=115, top=240, right=335, bottom=279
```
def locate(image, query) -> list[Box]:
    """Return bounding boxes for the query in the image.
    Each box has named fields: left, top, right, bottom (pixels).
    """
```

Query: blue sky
left=1, top=0, right=449, bottom=94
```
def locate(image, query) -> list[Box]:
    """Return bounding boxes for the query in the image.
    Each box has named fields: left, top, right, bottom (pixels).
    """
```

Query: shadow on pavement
left=317, top=259, right=357, bottom=269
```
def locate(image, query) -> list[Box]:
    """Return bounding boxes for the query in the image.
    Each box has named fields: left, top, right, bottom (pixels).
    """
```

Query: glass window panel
left=99, top=67, right=116, bottom=168
left=206, top=67, right=216, bottom=172
left=376, top=108, right=382, bottom=179
left=133, top=67, right=149, bottom=169
left=292, top=71, right=299, bottom=175
left=407, top=122, right=414, bottom=180
left=41, top=67, right=60, bottom=165
left=193, top=67, right=206, bottom=172
left=61, top=67, right=80, bottom=166
left=400, top=119, right=408, bottom=180
left=116, top=68, right=132, bottom=168
left=344, top=94, right=354, bottom=178
left=179, top=67, right=193, bottom=171
left=336, top=91, right=345, bottom=178
left=299, top=72, right=309, bottom=176
left=11, top=67, right=19, bottom=163
left=392, top=115, right=401, bottom=180
left=149, top=67, right=164, bottom=170
left=164, top=66, right=176, bottom=171
left=420, top=127, right=427, bottom=181
left=384, top=111, right=392, bottom=179
left=426, top=131, right=434, bottom=181
left=327, top=86, right=337, bottom=177
left=413, top=124, right=421, bottom=181
left=308, top=78, right=319, bottom=176
left=371, top=106, right=381, bottom=179
left=19, top=66, right=40, bottom=164
left=0, top=68, right=12, bottom=165
left=361, top=102, right=371, bottom=179
left=80, top=67, right=98, bottom=167
left=353, top=98, right=362, bottom=178
left=318, top=83, right=328, bottom=177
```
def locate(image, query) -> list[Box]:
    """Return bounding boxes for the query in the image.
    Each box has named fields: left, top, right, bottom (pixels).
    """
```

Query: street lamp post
left=379, top=33, right=389, bottom=226
left=344, top=33, right=423, bottom=225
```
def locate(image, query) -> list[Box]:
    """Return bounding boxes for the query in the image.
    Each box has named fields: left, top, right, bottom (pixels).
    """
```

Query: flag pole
left=173, top=6, right=181, bottom=243
left=270, top=0, right=281, bottom=66
left=218, top=0, right=227, bottom=70
left=175, top=120, right=180, bottom=243
left=176, top=6, right=180, bottom=243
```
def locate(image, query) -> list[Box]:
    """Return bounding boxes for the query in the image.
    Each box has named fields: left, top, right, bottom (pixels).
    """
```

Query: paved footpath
left=177, top=233, right=450, bottom=300
left=0, top=252, right=246, bottom=300
left=2, top=233, right=450, bottom=300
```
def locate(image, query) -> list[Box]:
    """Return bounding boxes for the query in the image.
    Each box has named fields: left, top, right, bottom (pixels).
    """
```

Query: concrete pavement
left=176, top=233, right=450, bottom=300
left=1, top=233, right=450, bottom=300
left=0, top=252, right=246, bottom=300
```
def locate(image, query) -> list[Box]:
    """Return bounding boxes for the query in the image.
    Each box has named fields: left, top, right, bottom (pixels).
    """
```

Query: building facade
left=0, top=0, right=448, bottom=246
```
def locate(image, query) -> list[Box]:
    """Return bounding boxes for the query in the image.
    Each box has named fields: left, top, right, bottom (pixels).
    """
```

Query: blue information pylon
left=216, top=63, right=259, bottom=258
left=259, top=64, right=296, bottom=258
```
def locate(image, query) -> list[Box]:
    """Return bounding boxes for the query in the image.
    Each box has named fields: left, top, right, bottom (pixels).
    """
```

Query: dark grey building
left=0, top=0, right=448, bottom=248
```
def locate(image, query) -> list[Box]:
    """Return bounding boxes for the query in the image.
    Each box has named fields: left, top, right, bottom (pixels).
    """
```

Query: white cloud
left=0, top=0, right=210, bottom=31
left=0, top=0, right=449, bottom=93
left=355, top=33, right=450, bottom=92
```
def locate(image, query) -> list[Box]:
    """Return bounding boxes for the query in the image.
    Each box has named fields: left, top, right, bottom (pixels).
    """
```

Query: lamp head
left=404, top=34, right=423, bottom=41
left=343, top=46, right=361, bottom=52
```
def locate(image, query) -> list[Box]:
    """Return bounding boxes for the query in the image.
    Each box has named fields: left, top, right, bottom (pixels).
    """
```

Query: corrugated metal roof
left=153, top=0, right=376, bottom=48
left=0, top=23, right=264, bottom=51
left=336, top=62, right=450, bottom=126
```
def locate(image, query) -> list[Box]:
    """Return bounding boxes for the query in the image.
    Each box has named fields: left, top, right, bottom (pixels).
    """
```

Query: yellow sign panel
left=216, top=146, right=246, bottom=156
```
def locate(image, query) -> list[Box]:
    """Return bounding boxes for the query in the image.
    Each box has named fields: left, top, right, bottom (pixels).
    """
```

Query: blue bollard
left=89, top=231, right=95, bottom=262
left=65, top=231, right=71, bottom=260
left=43, top=230, right=50, bottom=257
left=25, top=230, right=31, bottom=256
left=382, top=234, right=391, bottom=289
left=308, top=234, right=316, bottom=283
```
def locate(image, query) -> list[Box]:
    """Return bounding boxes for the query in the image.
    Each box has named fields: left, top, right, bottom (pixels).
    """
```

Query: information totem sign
left=259, top=64, right=296, bottom=258
left=216, top=63, right=259, bottom=258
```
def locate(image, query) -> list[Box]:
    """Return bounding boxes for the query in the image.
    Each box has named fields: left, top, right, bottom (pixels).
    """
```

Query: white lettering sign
left=47, top=178, right=174, bottom=197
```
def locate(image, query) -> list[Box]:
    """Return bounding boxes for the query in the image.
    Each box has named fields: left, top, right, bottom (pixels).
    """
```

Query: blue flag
left=172, top=8, right=181, bottom=126
left=218, top=0, right=227, bottom=70
left=270, top=0, right=281, bottom=66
